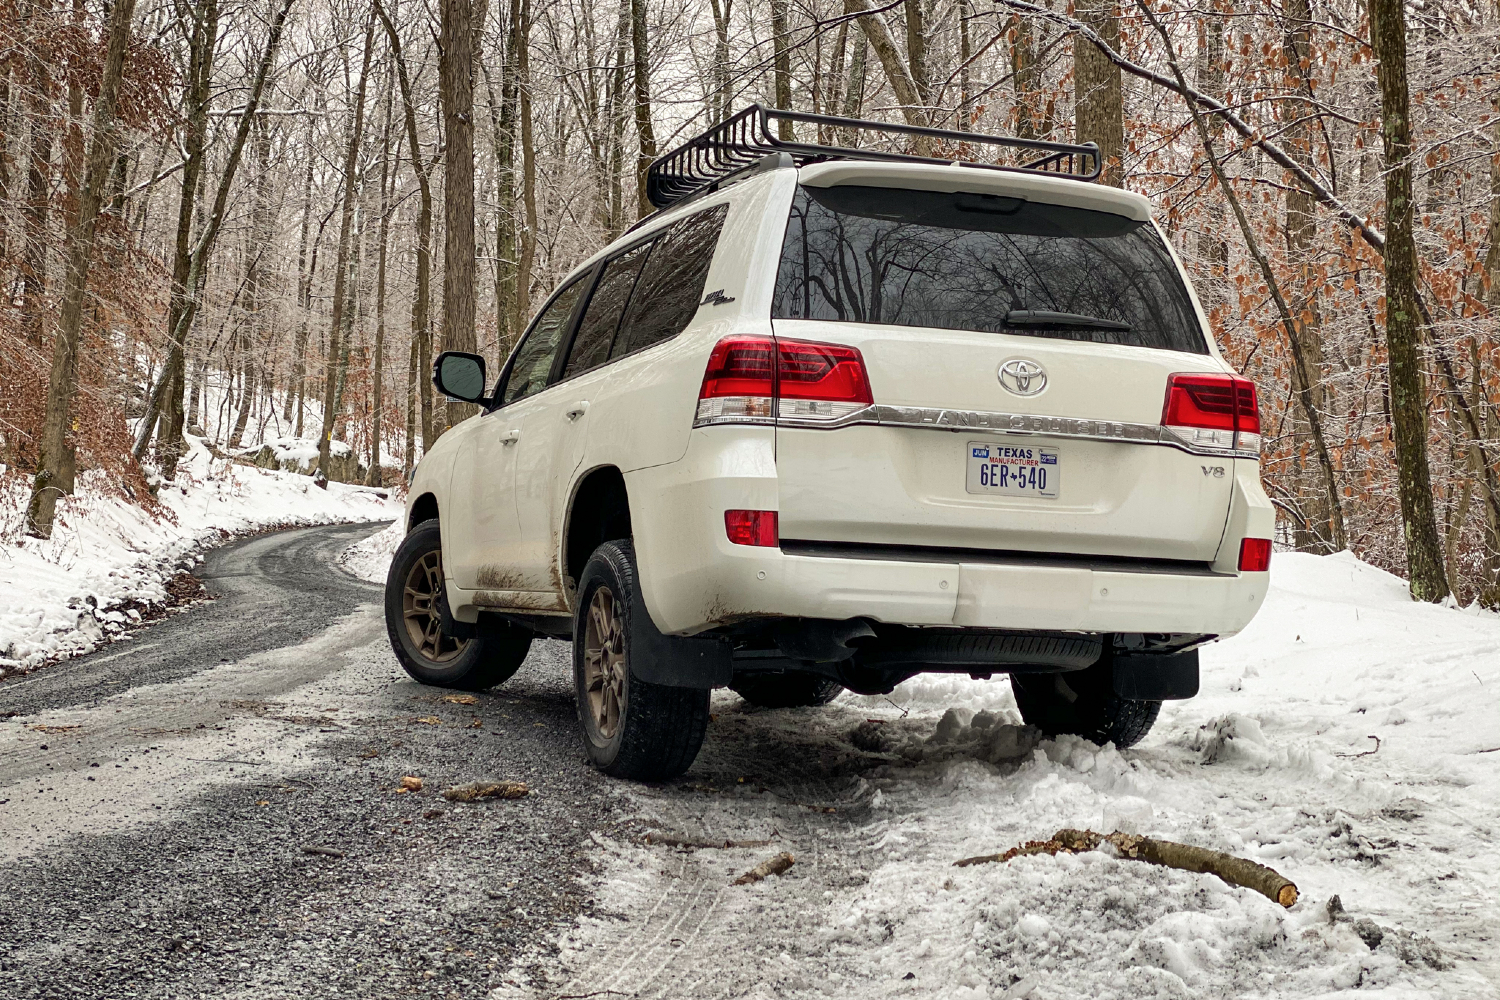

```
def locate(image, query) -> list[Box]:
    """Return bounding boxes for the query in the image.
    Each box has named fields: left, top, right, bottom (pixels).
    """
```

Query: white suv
left=383, top=107, right=1273, bottom=780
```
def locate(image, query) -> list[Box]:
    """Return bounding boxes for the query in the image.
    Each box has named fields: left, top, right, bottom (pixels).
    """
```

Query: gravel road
left=0, top=522, right=622, bottom=998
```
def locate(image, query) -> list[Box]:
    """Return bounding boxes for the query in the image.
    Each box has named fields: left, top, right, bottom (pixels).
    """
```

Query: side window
left=611, top=203, right=729, bottom=360
left=561, top=240, right=655, bottom=380
left=501, top=274, right=589, bottom=406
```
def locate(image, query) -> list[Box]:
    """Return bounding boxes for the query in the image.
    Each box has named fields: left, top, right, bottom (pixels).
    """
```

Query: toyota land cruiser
left=383, top=106, right=1274, bottom=780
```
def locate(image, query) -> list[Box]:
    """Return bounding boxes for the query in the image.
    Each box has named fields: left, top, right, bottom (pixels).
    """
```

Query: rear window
left=772, top=185, right=1207, bottom=355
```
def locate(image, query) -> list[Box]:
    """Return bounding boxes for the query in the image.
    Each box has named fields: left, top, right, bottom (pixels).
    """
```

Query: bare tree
left=26, top=0, right=140, bottom=538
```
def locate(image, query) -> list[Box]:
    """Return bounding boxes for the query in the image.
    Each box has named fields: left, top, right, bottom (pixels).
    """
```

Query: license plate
left=966, top=440, right=1059, bottom=498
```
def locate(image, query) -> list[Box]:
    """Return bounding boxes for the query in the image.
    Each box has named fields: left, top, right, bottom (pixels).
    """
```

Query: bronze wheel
left=402, top=549, right=466, bottom=663
left=582, top=585, right=626, bottom=739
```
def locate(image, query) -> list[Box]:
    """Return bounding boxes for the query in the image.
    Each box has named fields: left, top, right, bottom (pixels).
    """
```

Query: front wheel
left=574, top=540, right=709, bottom=780
left=1010, top=655, right=1161, bottom=750
left=384, top=519, right=532, bottom=690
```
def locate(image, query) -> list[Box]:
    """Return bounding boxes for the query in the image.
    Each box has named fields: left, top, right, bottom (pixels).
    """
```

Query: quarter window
left=500, top=274, right=589, bottom=406
left=562, top=240, right=655, bottom=380
left=612, top=203, right=729, bottom=360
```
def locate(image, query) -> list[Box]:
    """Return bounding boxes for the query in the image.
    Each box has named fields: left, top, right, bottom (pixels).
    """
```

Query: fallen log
left=442, top=780, right=529, bottom=802
left=732, top=852, right=795, bottom=885
left=955, top=828, right=1298, bottom=908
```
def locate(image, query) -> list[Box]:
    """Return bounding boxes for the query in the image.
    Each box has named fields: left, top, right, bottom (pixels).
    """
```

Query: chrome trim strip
left=771, top=403, right=1258, bottom=459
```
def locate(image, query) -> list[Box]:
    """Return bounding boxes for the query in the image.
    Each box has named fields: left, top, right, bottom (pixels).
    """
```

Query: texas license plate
left=966, top=440, right=1059, bottom=498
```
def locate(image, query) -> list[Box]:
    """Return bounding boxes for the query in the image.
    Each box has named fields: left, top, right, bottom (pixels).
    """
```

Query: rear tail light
left=1238, top=537, right=1272, bottom=572
left=1162, top=372, right=1261, bottom=456
left=725, top=509, right=779, bottom=547
left=696, top=335, right=873, bottom=426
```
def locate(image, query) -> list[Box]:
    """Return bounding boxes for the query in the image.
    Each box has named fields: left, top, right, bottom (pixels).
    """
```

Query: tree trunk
left=771, top=0, right=793, bottom=137
left=368, top=75, right=394, bottom=486
left=1370, top=0, right=1450, bottom=602
left=842, top=27, right=867, bottom=125
left=904, top=0, right=928, bottom=109
left=1194, top=11, right=1228, bottom=304
left=1073, top=0, right=1124, bottom=185
left=1281, top=0, right=1333, bottom=553
left=316, top=15, right=375, bottom=481
left=516, top=0, right=536, bottom=333
left=484, top=0, right=522, bottom=356
left=148, top=0, right=217, bottom=478
left=844, top=0, right=925, bottom=131
left=230, top=118, right=273, bottom=451
left=285, top=104, right=319, bottom=426
left=22, top=0, right=54, bottom=351
left=404, top=336, right=418, bottom=481
left=440, top=0, right=479, bottom=430
left=629, top=0, right=657, bottom=217
left=709, top=0, right=733, bottom=123
left=25, top=0, right=139, bottom=538
left=1011, top=15, right=1044, bottom=140
left=376, top=0, right=438, bottom=453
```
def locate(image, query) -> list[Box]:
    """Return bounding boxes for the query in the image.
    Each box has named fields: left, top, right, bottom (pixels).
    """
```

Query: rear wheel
left=731, top=671, right=844, bottom=709
left=384, top=519, right=532, bottom=690
left=1010, top=655, right=1160, bottom=750
left=574, top=540, right=709, bottom=780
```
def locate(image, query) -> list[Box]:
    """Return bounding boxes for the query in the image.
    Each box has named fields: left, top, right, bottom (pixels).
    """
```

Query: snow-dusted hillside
left=0, top=434, right=399, bottom=674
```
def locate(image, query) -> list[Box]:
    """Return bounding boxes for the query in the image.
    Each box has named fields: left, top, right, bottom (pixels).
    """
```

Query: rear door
left=771, top=182, right=1234, bottom=563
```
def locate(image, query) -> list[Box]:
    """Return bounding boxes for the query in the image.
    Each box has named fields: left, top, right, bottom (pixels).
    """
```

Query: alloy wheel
left=403, top=549, right=465, bottom=663
left=583, top=585, right=626, bottom=739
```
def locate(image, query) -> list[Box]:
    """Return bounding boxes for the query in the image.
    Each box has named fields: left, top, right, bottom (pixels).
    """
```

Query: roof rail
left=645, top=105, right=1101, bottom=209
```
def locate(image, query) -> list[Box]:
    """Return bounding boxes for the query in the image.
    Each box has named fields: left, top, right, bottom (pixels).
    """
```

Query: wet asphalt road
left=0, top=522, right=619, bottom=998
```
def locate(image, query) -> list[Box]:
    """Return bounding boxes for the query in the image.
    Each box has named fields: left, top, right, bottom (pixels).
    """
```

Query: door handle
left=499, top=429, right=521, bottom=445
left=565, top=401, right=590, bottom=422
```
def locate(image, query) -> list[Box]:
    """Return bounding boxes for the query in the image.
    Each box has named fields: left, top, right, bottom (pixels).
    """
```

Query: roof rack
left=645, top=105, right=1101, bottom=209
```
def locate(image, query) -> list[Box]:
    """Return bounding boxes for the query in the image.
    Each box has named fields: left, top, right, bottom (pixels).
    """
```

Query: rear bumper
left=628, top=429, right=1272, bottom=638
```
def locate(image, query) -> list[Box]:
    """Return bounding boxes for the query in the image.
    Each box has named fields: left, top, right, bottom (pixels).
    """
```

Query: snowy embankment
left=467, top=550, right=1497, bottom=999
left=0, top=435, right=400, bottom=675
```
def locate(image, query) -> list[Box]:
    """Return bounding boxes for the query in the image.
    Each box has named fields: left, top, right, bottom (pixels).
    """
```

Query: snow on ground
left=0, top=434, right=400, bottom=675
left=338, top=518, right=405, bottom=584
left=466, top=550, right=1500, bottom=999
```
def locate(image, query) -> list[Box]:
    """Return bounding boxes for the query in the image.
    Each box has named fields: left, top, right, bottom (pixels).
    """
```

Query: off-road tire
left=573, top=540, right=710, bottom=781
left=731, top=672, right=844, bottom=708
left=1010, top=654, right=1161, bottom=750
left=384, top=519, right=532, bottom=690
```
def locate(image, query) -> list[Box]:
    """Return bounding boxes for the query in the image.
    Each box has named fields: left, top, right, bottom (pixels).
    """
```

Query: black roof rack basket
left=646, top=105, right=1101, bottom=209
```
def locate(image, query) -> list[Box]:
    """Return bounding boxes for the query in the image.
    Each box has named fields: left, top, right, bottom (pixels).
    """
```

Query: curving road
left=0, top=522, right=616, bottom=998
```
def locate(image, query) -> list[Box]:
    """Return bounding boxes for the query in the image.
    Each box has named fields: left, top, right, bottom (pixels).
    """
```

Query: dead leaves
left=398, top=776, right=423, bottom=793
left=412, top=716, right=442, bottom=726
left=442, top=780, right=529, bottom=802
left=440, top=694, right=478, bottom=706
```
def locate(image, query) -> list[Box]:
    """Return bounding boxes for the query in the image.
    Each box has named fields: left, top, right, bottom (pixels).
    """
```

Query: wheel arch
left=408, top=492, right=439, bottom=530
left=564, top=466, right=632, bottom=593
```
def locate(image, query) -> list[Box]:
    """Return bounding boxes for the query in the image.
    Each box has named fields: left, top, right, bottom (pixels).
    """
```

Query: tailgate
left=773, top=320, right=1234, bottom=562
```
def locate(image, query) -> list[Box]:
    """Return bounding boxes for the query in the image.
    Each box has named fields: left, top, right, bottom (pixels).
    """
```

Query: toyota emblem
left=998, top=358, right=1047, bottom=396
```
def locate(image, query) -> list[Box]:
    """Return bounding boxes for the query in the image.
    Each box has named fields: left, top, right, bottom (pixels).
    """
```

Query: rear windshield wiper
left=1004, top=309, right=1132, bottom=332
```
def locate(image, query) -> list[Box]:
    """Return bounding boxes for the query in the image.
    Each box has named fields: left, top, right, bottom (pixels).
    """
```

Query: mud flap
left=629, top=582, right=733, bottom=689
left=1113, top=648, right=1200, bottom=701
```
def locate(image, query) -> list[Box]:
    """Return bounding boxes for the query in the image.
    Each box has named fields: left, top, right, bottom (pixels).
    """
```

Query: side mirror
left=433, top=351, right=487, bottom=403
